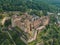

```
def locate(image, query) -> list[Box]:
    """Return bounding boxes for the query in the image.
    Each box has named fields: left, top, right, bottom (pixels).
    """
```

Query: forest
left=0, top=0, right=58, bottom=12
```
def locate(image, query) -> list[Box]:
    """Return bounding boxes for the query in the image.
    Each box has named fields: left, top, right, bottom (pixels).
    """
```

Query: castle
left=12, top=13, right=49, bottom=42
left=11, top=13, right=49, bottom=42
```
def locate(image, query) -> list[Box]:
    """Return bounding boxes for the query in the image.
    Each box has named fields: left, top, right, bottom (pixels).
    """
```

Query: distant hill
left=34, top=0, right=60, bottom=8
left=34, top=0, right=60, bottom=3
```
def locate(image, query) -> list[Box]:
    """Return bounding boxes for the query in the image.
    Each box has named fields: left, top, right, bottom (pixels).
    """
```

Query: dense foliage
left=35, top=0, right=60, bottom=10
left=0, top=0, right=58, bottom=12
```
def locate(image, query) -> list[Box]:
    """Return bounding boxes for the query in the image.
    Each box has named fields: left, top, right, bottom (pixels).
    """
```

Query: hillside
left=0, top=0, right=60, bottom=45
left=0, top=0, right=58, bottom=12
